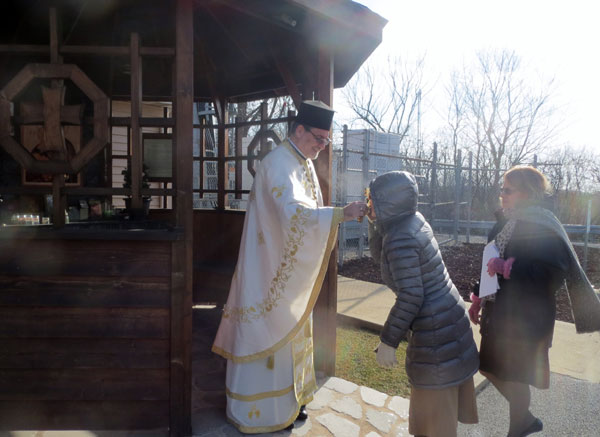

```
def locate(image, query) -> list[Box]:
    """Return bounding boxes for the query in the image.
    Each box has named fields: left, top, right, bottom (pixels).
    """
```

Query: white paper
left=479, top=241, right=500, bottom=298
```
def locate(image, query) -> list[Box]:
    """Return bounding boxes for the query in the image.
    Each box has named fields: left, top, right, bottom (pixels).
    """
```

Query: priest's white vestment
left=212, top=139, right=343, bottom=433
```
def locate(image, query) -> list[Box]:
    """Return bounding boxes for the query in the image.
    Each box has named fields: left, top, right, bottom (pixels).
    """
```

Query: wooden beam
left=93, top=93, right=110, bottom=143
left=20, top=99, right=83, bottom=125
left=234, top=116, right=242, bottom=198
left=212, top=95, right=225, bottom=127
left=110, top=117, right=175, bottom=128
left=1, top=64, right=34, bottom=100
left=49, top=8, right=63, bottom=64
left=0, top=44, right=175, bottom=57
left=310, top=48, right=337, bottom=378
left=0, top=135, right=34, bottom=169
left=173, top=0, right=194, bottom=435
left=41, top=86, right=67, bottom=155
left=0, top=44, right=48, bottom=54
left=29, top=63, right=73, bottom=80
left=130, top=33, right=143, bottom=210
left=314, top=51, right=334, bottom=205
left=204, top=0, right=303, bottom=34
left=52, top=174, right=66, bottom=227
left=271, top=51, right=302, bottom=109
left=216, top=99, right=227, bottom=209
left=199, top=117, right=206, bottom=197
left=0, top=97, right=11, bottom=137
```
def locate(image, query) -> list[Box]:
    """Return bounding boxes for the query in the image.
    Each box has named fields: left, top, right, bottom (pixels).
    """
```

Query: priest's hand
left=375, top=342, right=398, bottom=368
left=343, top=201, right=367, bottom=222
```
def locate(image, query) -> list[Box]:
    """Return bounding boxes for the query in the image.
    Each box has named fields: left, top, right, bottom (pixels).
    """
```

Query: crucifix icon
left=20, top=84, right=83, bottom=162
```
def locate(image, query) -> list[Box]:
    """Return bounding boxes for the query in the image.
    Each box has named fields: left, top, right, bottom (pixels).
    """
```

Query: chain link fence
left=333, top=127, right=599, bottom=268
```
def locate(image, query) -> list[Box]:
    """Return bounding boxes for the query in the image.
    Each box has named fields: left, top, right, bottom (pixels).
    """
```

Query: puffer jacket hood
left=369, top=171, right=418, bottom=230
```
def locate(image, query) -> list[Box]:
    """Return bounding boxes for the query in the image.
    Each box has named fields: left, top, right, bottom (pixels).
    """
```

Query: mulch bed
left=339, top=243, right=600, bottom=324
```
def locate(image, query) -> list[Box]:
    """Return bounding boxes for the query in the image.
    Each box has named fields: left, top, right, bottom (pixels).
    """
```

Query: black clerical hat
left=295, top=100, right=334, bottom=130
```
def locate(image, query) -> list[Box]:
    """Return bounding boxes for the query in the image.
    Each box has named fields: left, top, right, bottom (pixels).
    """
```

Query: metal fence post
left=466, top=151, right=473, bottom=244
left=430, top=142, right=438, bottom=226
left=338, top=125, right=349, bottom=266
left=584, top=199, right=592, bottom=271
left=358, top=130, right=371, bottom=258
left=454, top=149, right=462, bottom=243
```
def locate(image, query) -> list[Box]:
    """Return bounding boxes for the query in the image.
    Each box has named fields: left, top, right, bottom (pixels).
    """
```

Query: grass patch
left=335, top=325, right=411, bottom=398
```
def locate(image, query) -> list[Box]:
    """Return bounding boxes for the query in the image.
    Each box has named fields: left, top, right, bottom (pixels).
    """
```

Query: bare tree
left=233, top=96, right=294, bottom=140
left=445, top=70, right=468, bottom=161
left=341, top=54, right=427, bottom=146
left=449, top=49, right=558, bottom=186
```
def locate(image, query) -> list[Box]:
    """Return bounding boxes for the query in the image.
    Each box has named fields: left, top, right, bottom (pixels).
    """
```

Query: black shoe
left=296, top=405, right=308, bottom=421
left=519, top=418, right=543, bottom=437
left=284, top=422, right=294, bottom=430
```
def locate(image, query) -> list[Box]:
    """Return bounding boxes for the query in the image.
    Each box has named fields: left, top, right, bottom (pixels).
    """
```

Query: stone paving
left=193, top=376, right=411, bottom=437
left=191, top=306, right=413, bottom=436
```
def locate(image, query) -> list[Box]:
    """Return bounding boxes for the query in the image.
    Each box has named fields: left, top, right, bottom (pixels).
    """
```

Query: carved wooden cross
left=20, top=85, right=83, bottom=160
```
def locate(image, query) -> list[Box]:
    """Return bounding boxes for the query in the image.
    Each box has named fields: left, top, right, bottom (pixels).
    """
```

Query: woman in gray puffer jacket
left=367, top=171, right=479, bottom=437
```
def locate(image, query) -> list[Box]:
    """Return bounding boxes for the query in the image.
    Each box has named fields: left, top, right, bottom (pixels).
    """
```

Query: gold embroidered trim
left=271, top=184, right=285, bottom=198
left=297, top=381, right=317, bottom=405
left=283, top=140, right=307, bottom=167
left=302, top=161, right=318, bottom=201
left=227, top=405, right=299, bottom=434
left=221, top=205, right=311, bottom=324
left=294, top=344, right=314, bottom=363
left=333, top=207, right=344, bottom=226
left=212, top=209, right=340, bottom=363
left=225, top=384, right=294, bottom=402
left=283, top=140, right=317, bottom=201
left=248, top=404, right=260, bottom=419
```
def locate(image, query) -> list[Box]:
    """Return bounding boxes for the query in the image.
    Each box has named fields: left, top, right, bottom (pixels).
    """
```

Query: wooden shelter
left=0, top=1, right=385, bottom=435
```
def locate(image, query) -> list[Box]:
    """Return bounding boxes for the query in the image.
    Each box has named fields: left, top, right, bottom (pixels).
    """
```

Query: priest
left=212, top=100, right=366, bottom=433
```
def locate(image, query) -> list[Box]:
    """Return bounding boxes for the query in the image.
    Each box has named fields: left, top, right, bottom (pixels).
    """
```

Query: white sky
left=337, top=0, right=600, bottom=152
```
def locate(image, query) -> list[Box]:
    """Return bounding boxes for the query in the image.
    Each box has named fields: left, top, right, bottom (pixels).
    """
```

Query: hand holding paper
left=487, top=257, right=515, bottom=279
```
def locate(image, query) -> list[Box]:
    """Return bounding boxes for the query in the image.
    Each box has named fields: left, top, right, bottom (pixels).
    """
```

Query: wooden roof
left=0, top=0, right=386, bottom=102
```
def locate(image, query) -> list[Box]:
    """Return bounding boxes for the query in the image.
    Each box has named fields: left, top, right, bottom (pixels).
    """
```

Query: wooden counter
left=0, top=223, right=179, bottom=431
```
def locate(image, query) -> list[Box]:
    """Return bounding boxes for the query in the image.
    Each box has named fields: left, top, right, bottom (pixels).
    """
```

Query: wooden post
left=234, top=116, right=242, bottom=199
left=49, top=8, right=65, bottom=225
left=171, top=0, right=194, bottom=435
left=52, top=174, right=66, bottom=227
left=311, top=48, right=337, bottom=377
left=199, top=116, right=206, bottom=198
left=130, top=33, right=143, bottom=209
left=216, top=99, right=228, bottom=209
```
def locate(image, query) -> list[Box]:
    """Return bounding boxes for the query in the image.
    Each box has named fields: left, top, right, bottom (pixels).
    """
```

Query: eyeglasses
left=500, top=187, right=516, bottom=195
left=307, top=129, right=331, bottom=145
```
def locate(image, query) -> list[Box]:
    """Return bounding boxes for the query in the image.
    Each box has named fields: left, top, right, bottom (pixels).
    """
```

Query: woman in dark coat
left=469, top=165, right=600, bottom=437
left=367, top=171, right=479, bottom=437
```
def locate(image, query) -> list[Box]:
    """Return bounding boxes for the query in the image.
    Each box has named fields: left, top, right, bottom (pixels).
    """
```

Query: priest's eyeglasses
left=307, top=129, right=332, bottom=145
